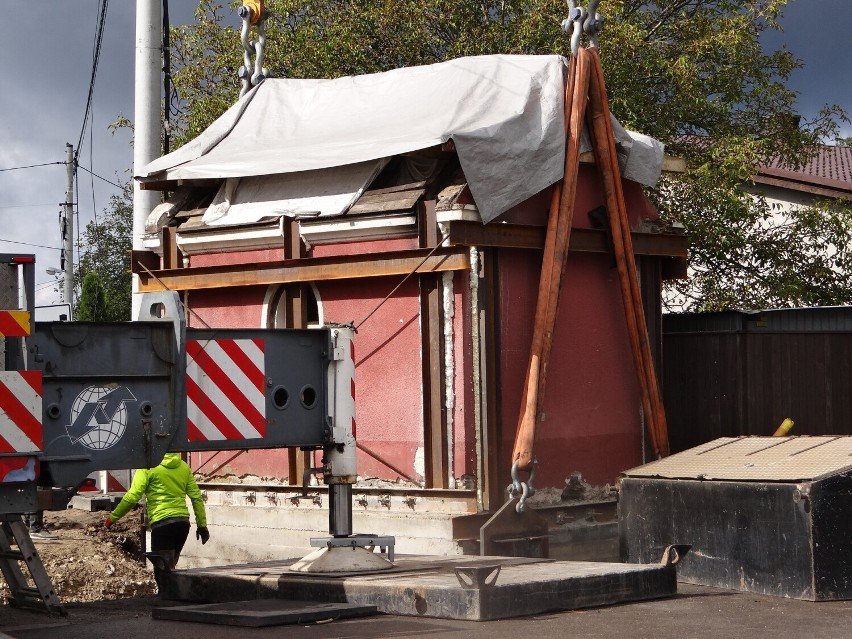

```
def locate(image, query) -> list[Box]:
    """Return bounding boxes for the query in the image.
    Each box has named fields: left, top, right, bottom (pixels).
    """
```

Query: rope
left=354, top=235, right=449, bottom=330
left=136, top=262, right=213, bottom=331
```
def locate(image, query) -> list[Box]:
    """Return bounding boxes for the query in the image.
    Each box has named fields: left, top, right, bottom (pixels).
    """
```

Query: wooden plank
left=364, top=181, right=427, bottom=196
left=447, top=220, right=688, bottom=258
left=136, top=247, right=471, bottom=292
left=174, top=207, right=207, bottom=220
left=347, top=189, right=424, bottom=216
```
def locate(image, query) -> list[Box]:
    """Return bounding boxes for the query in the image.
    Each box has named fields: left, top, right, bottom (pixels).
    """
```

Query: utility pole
left=63, top=143, right=74, bottom=308
left=132, top=0, right=162, bottom=317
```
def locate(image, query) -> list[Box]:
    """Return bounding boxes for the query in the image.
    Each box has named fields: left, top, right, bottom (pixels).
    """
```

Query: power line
left=0, top=237, right=63, bottom=251
left=0, top=203, right=58, bottom=209
left=75, top=0, right=110, bottom=157
left=76, top=164, right=124, bottom=190
left=0, top=161, right=64, bottom=173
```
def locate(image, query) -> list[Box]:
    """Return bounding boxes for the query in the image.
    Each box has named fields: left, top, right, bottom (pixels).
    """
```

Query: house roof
left=754, top=145, right=852, bottom=201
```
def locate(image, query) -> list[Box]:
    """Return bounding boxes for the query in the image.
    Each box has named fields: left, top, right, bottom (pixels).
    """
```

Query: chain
left=238, top=1, right=270, bottom=97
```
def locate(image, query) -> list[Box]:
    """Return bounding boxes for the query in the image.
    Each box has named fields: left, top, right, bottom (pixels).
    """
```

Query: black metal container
left=619, top=436, right=852, bottom=600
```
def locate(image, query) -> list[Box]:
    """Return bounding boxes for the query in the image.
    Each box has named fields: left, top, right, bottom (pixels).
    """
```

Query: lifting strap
left=510, top=7, right=670, bottom=510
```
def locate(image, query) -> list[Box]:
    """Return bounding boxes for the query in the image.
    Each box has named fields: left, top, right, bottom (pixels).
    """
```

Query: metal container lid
left=622, top=436, right=852, bottom=482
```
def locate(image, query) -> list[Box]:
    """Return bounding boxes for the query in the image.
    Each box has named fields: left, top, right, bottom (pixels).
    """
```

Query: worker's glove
left=196, top=527, right=210, bottom=545
left=104, top=516, right=113, bottom=529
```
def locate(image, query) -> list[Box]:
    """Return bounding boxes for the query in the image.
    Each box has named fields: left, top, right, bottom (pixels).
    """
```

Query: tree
left=76, top=272, right=109, bottom=322
left=74, top=183, right=133, bottom=321
left=169, top=0, right=852, bottom=310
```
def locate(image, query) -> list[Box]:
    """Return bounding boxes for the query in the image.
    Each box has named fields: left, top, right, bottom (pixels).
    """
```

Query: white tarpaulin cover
left=140, top=54, right=663, bottom=224
left=202, top=160, right=387, bottom=226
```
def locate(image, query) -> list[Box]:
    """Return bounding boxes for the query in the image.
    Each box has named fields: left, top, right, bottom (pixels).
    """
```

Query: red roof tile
left=757, top=145, right=852, bottom=199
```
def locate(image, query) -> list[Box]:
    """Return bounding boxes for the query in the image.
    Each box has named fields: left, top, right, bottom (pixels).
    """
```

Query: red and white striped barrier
left=186, top=338, right=266, bottom=442
left=0, top=310, right=30, bottom=337
left=0, top=370, right=42, bottom=454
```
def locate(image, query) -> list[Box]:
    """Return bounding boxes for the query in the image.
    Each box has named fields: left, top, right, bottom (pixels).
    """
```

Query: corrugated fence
left=662, top=307, right=852, bottom=453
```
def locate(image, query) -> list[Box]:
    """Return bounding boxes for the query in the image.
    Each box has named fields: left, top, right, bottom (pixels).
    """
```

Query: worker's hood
left=159, top=453, right=183, bottom=469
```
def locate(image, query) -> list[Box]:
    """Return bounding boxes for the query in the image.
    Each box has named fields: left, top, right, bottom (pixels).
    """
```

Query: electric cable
left=0, top=162, right=64, bottom=172
left=75, top=0, right=110, bottom=156
left=76, top=164, right=124, bottom=190
left=0, top=237, right=64, bottom=251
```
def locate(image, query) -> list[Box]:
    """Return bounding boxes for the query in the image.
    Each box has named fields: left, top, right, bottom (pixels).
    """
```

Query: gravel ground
left=0, top=507, right=158, bottom=627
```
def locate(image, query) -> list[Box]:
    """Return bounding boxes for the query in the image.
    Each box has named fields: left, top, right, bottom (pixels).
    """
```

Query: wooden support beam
left=421, top=274, right=447, bottom=488
left=580, top=151, right=687, bottom=174
left=136, top=247, right=471, bottom=292
left=139, top=178, right=220, bottom=191
left=161, top=227, right=182, bottom=270
left=447, top=221, right=688, bottom=258
left=130, top=249, right=160, bottom=275
left=281, top=217, right=312, bottom=486
left=418, top=200, right=449, bottom=489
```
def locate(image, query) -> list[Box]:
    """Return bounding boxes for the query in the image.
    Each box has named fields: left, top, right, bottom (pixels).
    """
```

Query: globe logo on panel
left=65, top=385, right=137, bottom=450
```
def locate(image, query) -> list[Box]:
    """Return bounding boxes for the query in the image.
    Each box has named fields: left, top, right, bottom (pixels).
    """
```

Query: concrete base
left=68, top=492, right=124, bottom=512
left=157, top=554, right=677, bottom=621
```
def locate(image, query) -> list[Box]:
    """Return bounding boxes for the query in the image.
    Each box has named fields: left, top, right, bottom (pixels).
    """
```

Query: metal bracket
left=454, top=564, right=501, bottom=590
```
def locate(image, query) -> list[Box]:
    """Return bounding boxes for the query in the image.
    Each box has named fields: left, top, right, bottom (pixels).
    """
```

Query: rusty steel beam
left=136, top=247, right=471, bottom=292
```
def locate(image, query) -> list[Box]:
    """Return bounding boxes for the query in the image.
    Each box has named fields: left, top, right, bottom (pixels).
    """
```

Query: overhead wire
left=69, top=0, right=110, bottom=317
left=76, top=164, right=124, bottom=190
left=0, top=204, right=58, bottom=209
left=0, top=237, right=64, bottom=252
left=0, top=162, right=64, bottom=173
left=75, top=0, right=110, bottom=157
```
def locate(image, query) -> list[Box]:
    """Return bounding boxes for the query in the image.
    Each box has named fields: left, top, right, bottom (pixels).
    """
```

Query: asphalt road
left=3, top=584, right=852, bottom=639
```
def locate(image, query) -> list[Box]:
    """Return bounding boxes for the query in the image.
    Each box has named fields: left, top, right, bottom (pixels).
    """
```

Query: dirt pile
left=1, top=507, right=158, bottom=604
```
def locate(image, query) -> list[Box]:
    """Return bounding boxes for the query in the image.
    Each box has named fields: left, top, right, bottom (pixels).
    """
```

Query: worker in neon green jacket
left=105, top=453, right=209, bottom=570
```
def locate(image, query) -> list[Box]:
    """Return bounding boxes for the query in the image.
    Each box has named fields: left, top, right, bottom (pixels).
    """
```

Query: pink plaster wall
left=185, top=169, right=661, bottom=489
left=320, top=277, right=424, bottom=480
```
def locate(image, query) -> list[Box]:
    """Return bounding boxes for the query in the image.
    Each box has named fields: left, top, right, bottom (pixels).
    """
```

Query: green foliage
left=74, top=184, right=133, bottom=321
left=169, top=0, right=852, bottom=310
left=76, top=272, right=109, bottom=322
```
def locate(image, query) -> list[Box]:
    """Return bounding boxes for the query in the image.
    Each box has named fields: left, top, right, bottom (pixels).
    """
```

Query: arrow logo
left=66, top=386, right=137, bottom=444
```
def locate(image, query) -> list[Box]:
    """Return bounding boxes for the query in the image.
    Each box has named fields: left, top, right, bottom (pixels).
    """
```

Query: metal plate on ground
left=152, top=599, right=377, bottom=627
left=160, top=555, right=677, bottom=621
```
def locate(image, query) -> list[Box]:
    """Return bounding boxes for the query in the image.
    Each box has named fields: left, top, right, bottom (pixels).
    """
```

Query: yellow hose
left=772, top=418, right=794, bottom=437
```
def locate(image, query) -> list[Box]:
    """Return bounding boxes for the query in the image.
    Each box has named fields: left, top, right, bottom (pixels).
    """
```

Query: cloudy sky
left=1, top=1, right=850, bottom=309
